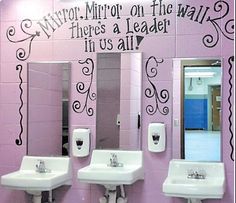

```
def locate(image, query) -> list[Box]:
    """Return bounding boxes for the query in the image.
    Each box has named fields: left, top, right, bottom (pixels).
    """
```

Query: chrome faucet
left=108, top=153, right=123, bottom=167
left=36, top=160, right=51, bottom=173
left=187, top=169, right=206, bottom=179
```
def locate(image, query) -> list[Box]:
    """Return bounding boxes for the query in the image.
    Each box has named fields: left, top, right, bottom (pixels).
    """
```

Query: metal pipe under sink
left=188, top=198, right=202, bottom=203
left=99, top=185, right=127, bottom=203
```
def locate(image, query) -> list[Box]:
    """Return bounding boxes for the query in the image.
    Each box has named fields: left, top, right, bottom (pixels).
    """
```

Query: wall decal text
left=34, top=0, right=234, bottom=53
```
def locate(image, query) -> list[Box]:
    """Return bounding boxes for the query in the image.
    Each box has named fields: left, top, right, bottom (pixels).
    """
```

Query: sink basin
left=77, top=150, right=144, bottom=186
left=162, top=159, right=225, bottom=200
left=1, top=156, right=72, bottom=191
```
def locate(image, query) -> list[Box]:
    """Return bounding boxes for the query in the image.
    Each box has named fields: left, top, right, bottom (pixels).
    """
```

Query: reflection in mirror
left=183, top=59, right=222, bottom=161
left=173, top=59, right=222, bottom=162
left=27, top=62, right=71, bottom=156
left=96, top=53, right=142, bottom=150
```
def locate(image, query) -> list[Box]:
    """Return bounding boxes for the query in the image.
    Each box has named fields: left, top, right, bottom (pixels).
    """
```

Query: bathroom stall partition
left=96, top=53, right=142, bottom=150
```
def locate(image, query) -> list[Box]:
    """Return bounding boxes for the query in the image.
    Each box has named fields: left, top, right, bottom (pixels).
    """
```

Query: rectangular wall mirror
left=173, top=58, right=222, bottom=161
left=27, top=61, right=71, bottom=156
left=96, top=53, right=142, bottom=150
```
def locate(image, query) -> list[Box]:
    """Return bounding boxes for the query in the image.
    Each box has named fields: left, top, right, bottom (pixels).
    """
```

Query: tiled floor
left=185, top=130, right=221, bottom=161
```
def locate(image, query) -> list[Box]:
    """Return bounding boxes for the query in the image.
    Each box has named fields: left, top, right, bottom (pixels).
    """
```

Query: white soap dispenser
left=72, top=128, right=90, bottom=157
left=148, top=123, right=166, bottom=152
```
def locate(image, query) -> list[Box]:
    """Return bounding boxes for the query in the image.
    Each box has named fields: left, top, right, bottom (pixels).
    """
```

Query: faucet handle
left=36, top=159, right=44, bottom=168
left=199, top=169, right=206, bottom=177
left=187, top=169, right=194, bottom=178
left=199, top=169, right=206, bottom=173
left=37, top=159, right=44, bottom=164
left=111, top=153, right=116, bottom=158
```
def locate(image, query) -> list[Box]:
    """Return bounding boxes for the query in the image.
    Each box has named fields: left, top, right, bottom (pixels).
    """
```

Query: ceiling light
left=185, top=72, right=216, bottom=78
left=184, top=67, right=212, bottom=71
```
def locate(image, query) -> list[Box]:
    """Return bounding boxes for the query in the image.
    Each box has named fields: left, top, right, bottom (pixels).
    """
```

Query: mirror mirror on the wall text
left=27, top=62, right=71, bottom=156
left=96, top=53, right=142, bottom=150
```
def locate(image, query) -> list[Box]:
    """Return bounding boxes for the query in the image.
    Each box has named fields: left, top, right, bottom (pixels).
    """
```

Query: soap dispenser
left=148, top=123, right=166, bottom=152
left=72, top=128, right=90, bottom=157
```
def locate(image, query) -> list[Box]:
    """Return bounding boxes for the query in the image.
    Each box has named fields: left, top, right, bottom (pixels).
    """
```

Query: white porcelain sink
left=77, top=150, right=144, bottom=186
left=1, top=156, right=72, bottom=191
left=163, top=159, right=225, bottom=200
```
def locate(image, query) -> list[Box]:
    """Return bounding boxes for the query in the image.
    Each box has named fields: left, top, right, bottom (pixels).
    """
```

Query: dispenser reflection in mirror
left=172, top=58, right=222, bottom=162
left=27, top=62, right=71, bottom=156
left=96, top=52, right=142, bottom=150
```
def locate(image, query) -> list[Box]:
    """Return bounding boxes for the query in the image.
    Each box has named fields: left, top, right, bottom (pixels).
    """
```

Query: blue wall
left=184, top=99, right=208, bottom=130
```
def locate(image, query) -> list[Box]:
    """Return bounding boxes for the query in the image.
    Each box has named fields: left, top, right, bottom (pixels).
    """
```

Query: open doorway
left=210, top=85, right=221, bottom=131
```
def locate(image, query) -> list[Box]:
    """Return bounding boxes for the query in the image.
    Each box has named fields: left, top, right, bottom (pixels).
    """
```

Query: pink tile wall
left=172, top=59, right=181, bottom=159
left=120, top=53, right=142, bottom=150
left=0, top=0, right=234, bottom=203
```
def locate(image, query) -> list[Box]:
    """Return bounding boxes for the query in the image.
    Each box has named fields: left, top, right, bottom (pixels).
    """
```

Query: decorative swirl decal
left=6, top=19, right=40, bottom=61
left=228, top=56, right=234, bottom=161
left=15, top=65, right=24, bottom=146
left=145, top=56, right=169, bottom=115
left=203, top=0, right=234, bottom=48
left=72, top=58, right=96, bottom=116
left=6, top=19, right=40, bottom=145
